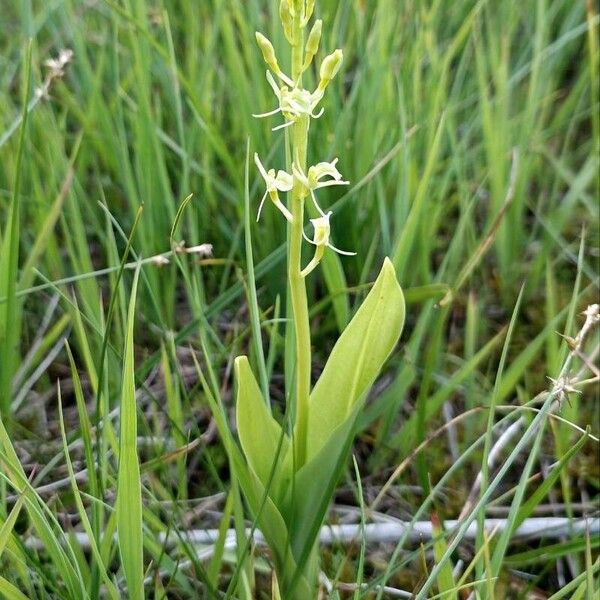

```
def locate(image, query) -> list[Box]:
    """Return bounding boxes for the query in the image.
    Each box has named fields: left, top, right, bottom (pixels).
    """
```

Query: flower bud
left=255, top=32, right=279, bottom=72
left=319, top=49, right=343, bottom=85
left=279, top=0, right=295, bottom=43
left=304, top=0, right=315, bottom=22
left=305, top=19, right=322, bottom=58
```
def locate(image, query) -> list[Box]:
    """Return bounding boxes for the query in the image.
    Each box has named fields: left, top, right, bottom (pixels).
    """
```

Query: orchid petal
left=327, top=242, right=356, bottom=256
left=254, top=153, right=270, bottom=182
left=257, top=190, right=268, bottom=221
left=309, top=189, right=327, bottom=217
left=252, top=107, right=282, bottom=118
left=272, top=120, right=294, bottom=132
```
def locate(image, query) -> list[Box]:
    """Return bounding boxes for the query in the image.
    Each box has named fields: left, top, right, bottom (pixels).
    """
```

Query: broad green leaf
left=116, top=266, right=144, bottom=600
left=235, top=356, right=290, bottom=492
left=305, top=258, right=405, bottom=461
left=230, top=447, right=293, bottom=576
left=289, top=405, right=360, bottom=570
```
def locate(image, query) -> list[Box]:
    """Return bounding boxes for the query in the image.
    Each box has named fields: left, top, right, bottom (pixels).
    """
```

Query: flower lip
left=308, top=158, right=348, bottom=187
left=303, top=210, right=356, bottom=256
left=309, top=212, right=332, bottom=246
left=300, top=210, right=355, bottom=278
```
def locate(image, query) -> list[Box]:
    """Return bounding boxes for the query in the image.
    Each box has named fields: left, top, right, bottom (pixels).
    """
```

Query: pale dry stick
left=23, top=517, right=599, bottom=552
left=0, top=244, right=213, bottom=304
left=574, top=342, right=600, bottom=382
left=322, top=577, right=412, bottom=599
left=458, top=303, right=599, bottom=523
left=485, top=502, right=597, bottom=516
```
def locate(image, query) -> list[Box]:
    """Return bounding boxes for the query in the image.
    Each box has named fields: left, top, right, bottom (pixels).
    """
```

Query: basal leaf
left=235, top=356, right=291, bottom=494
left=289, top=404, right=360, bottom=570
left=230, top=447, right=293, bottom=575
left=305, top=258, right=405, bottom=461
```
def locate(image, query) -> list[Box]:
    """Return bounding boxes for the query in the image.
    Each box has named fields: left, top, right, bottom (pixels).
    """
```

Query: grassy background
left=0, top=0, right=598, bottom=597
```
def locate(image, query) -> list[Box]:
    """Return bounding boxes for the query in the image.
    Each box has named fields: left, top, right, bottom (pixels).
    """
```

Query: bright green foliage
left=0, top=0, right=597, bottom=597
left=236, top=259, right=405, bottom=596
left=235, top=355, right=290, bottom=491
left=304, top=258, right=404, bottom=460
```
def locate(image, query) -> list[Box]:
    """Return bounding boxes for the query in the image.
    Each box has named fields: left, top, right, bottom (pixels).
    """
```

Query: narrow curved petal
left=310, top=189, right=327, bottom=217
left=265, top=70, right=281, bottom=98
left=272, top=120, right=294, bottom=132
left=327, top=242, right=356, bottom=256
left=254, top=153, right=270, bottom=182
left=252, top=107, right=282, bottom=119
left=256, top=190, right=269, bottom=221
left=302, top=229, right=317, bottom=245
left=314, top=180, right=349, bottom=190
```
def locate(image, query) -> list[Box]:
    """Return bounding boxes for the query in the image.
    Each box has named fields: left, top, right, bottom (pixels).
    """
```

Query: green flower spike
left=293, top=158, right=349, bottom=216
left=254, top=153, right=294, bottom=222
left=301, top=211, right=355, bottom=277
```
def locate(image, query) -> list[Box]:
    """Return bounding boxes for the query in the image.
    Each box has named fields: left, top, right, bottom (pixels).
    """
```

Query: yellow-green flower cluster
left=253, top=0, right=353, bottom=277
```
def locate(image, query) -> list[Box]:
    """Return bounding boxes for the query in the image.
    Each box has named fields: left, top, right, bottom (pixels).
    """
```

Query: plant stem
left=288, top=12, right=310, bottom=469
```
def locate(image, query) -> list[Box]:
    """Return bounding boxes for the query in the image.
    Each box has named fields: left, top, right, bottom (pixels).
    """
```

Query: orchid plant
left=230, top=1, right=406, bottom=596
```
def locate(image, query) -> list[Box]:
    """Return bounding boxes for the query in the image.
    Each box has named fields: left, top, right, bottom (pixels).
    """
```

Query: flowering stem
left=289, top=12, right=310, bottom=470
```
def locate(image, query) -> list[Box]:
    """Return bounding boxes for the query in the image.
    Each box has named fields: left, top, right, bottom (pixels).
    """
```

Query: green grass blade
left=116, top=263, right=144, bottom=600
left=0, top=40, right=32, bottom=417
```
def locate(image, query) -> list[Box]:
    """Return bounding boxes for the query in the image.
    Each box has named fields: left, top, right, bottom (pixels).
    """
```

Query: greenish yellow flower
left=293, top=158, right=349, bottom=215
left=301, top=211, right=355, bottom=277
left=253, top=72, right=324, bottom=131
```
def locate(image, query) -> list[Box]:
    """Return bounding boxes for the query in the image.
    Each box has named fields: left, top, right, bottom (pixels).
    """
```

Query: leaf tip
left=234, top=355, right=249, bottom=375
